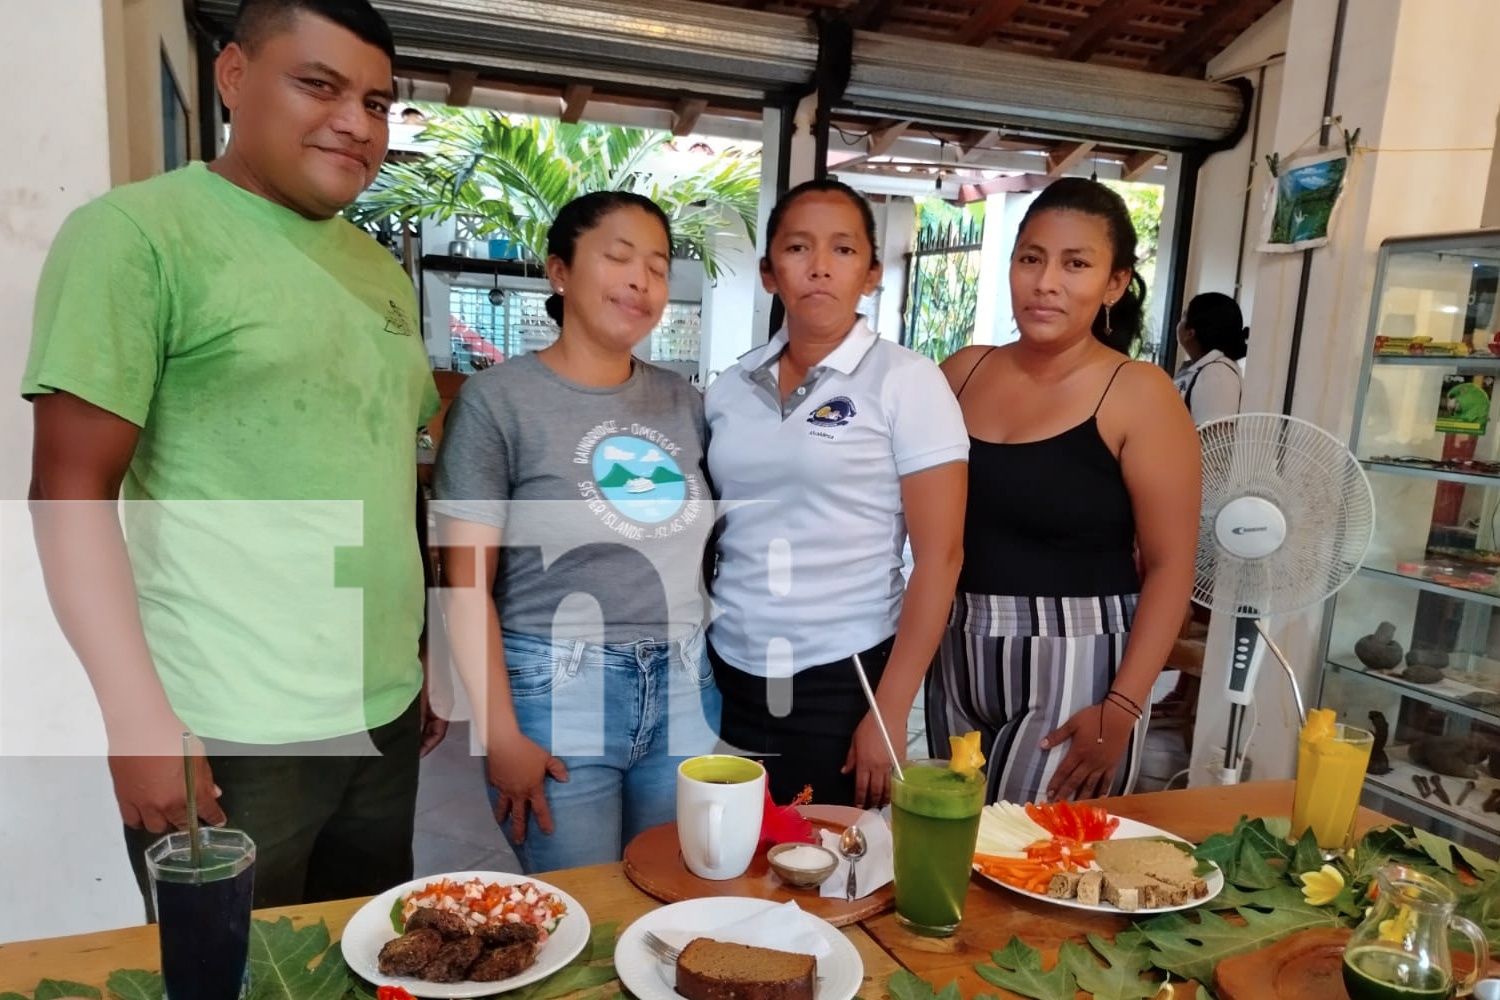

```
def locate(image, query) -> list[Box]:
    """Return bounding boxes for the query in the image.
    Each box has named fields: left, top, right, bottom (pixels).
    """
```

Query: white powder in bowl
left=776, top=845, right=833, bottom=870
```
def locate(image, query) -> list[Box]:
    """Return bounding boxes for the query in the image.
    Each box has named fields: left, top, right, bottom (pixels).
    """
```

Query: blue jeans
left=489, top=627, right=722, bottom=873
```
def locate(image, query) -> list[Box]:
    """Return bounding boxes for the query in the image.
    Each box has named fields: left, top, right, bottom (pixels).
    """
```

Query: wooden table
left=0, top=781, right=1386, bottom=998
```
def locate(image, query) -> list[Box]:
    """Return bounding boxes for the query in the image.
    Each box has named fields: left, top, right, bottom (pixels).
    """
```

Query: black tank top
left=955, top=351, right=1140, bottom=598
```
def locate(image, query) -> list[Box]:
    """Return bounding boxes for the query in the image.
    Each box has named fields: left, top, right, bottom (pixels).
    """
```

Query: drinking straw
left=182, top=732, right=202, bottom=869
left=851, top=653, right=904, bottom=782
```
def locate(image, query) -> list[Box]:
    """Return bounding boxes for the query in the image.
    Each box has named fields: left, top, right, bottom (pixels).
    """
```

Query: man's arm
left=29, top=391, right=224, bottom=832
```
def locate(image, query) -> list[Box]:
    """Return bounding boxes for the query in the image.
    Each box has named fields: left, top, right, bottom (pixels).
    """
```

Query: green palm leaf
left=352, top=110, right=759, bottom=273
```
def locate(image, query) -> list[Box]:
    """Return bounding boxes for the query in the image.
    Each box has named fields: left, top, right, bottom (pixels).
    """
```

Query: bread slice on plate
left=1076, top=870, right=1104, bottom=907
left=675, top=938, right=816, bottom=1000
left=1093, top=837, right=1209, bottom=901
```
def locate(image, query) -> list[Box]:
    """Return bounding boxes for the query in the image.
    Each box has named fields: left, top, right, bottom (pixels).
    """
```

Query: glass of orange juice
left=1292, top=718, right=1374, bottom=850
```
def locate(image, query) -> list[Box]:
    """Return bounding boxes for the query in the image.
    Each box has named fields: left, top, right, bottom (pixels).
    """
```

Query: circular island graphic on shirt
left=590, top=435, right=687, bottom=524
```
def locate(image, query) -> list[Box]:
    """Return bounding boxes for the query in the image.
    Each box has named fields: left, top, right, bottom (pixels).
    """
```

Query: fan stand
left=1215, top=496, right=1298, bottom=785
left=1221, top=619, right=1308, bottom=784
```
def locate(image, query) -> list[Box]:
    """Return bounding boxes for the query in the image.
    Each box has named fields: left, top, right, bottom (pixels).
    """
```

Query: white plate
left=616, top=898, right=863, bottom=1000
left=974, top=816, right=1224, bottom=915
left=342, top=870, right=591, bottom=998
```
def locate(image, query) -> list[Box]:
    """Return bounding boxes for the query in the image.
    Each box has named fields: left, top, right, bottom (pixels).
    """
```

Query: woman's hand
left=1041, top=702, right=1137, bottom=800
left=842, top=710, right=906, bottom=808
left=485, top=732, right=569, bottom=842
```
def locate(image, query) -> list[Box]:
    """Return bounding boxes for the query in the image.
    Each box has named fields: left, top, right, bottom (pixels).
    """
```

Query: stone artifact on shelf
left=1405, top=648, right=1450, bottom=669
left=1367, top=710, right=1392, bottom=775
left=1402, top=664, right=1446, bottom=684
left=1463, top=691, right=1500, bottom=709
left=1409, top=734, right=1487, bottom=778
left=1354, top=622, right=1404, bottom=670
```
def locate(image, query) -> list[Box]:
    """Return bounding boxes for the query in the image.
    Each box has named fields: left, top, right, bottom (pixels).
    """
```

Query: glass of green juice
left=890, top=758, right=986, bottom=937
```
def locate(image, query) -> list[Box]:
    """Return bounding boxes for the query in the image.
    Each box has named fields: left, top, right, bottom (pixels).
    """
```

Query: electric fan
left=1194, top=412, right=1376, bottom=783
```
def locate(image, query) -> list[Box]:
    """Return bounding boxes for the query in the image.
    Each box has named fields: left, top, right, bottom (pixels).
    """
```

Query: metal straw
left=851, top=653, right=904, bottom=781
left=182, top=732, right=202, bottom=869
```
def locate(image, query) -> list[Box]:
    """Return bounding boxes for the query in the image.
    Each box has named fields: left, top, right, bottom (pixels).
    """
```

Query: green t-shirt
left=23, top=162, right=440, bottom=743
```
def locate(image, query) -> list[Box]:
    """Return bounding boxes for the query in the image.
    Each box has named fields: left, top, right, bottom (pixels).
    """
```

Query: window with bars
left=448, top=287, right=557, bottom=372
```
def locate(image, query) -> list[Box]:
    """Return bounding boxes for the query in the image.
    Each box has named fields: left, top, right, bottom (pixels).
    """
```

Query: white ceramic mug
left=676, top=755, right=766, bottom=880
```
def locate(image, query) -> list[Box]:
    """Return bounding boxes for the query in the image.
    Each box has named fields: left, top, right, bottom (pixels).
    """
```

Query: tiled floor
left=413, top=723, right=519, bottom=876
left=408, top=674, right=1197, bottom=876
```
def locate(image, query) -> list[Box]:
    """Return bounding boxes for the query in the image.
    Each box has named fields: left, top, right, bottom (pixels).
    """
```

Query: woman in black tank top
left=925, top=179, right=1201, bottom=804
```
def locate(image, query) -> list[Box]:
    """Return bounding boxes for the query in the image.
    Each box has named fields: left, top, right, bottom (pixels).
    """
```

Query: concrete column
left=1189, top=0, right=1500, bottom=786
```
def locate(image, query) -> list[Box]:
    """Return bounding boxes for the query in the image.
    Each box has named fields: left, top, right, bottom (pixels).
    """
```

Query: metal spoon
left=838, top=825, right=867, bottom=902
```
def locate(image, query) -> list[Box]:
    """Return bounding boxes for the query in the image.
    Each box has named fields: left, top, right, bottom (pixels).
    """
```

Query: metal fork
left=643, top=930, right=824, bottom=981
left=643, top=930, right=683, bottom=964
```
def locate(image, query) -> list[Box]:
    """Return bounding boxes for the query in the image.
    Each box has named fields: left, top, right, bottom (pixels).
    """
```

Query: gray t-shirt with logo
left=432, top=354, right=711, bottom=643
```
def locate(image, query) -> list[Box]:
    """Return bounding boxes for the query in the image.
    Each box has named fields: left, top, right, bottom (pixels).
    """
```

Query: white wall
left=0, top=0, right=150, bottom=943
left=1188, top=0, right=1500, bottom=786
left=1182, top=0, right=1291, bottom=323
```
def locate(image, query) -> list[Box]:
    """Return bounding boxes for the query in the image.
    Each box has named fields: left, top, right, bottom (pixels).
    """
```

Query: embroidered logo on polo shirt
left=807, top=396, right=857, bottom=428
left=383, top=300, right=415, bottom=337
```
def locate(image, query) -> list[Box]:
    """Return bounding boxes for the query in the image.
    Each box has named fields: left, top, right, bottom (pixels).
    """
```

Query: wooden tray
left=1216, top=927, right=1496, bottom=1000
left=1216, top=928, right=1353, bottom=1000
left=621, top=804, right=895, bottom=927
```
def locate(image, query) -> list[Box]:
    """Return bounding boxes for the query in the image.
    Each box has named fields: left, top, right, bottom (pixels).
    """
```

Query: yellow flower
left=1380, top=904, right=1419, bottom=945
left=948, top=731, right=986, bottom=779
left=1301, top=864, right=1344, bottom=906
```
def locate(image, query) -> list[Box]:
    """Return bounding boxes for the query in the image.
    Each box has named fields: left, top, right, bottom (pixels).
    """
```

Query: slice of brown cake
left=675, top=938, right=816, bottom=1000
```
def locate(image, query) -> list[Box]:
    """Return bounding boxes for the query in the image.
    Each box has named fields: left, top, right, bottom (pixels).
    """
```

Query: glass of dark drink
left=146, top=828, right=255, bottom=1000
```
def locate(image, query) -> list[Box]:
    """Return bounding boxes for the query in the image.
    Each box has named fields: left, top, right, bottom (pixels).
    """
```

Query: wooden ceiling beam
left=958, top=172, right=1052, bottom=203
left=1053, top=0, right=1156, bottom=61
left=671, top=97, right=709, bottom=137
left=848, top=0, right=898, bottom=30
left=560, top=83, right=592, bottom=124
left=959, top=128, right=1001, bottom=162
left=959, top=0, right=1028, bottom=45
left=1121, top=150, right=1167, bottom=181
left=1046, top=140, right=1096, bottom=177
left=445, top=69, right=478, bottom=107
left=1151, top=0, right=1263, bottom=75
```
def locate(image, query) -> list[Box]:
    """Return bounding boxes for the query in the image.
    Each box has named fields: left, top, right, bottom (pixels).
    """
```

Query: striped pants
left=925, top=591, right=1145, bottom=805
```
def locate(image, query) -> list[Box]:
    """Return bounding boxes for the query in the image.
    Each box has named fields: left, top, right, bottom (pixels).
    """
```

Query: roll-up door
left=193, top=0, right=1246, bottom=148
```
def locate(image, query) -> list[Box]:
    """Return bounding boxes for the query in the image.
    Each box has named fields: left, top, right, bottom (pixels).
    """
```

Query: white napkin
left=819, top=809, right=893, bottom=900
left=653, top=900, right=832, bottom=959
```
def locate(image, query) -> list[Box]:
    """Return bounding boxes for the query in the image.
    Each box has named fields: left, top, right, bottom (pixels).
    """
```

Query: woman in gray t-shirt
left=433, top=193, right=720, bottom=872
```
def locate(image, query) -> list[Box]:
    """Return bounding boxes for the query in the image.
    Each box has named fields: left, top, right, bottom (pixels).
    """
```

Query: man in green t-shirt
left=24, top=0, right=444, bottom=912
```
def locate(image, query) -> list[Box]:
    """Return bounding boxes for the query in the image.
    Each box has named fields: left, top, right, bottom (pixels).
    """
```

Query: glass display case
left=1319, top=229, right=1500, bottom=852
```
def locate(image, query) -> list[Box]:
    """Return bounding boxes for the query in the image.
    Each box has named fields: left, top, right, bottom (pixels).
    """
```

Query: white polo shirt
left=1173, top=348, right=1243, bottom=425
left=705, top=318, right=968, bottom=675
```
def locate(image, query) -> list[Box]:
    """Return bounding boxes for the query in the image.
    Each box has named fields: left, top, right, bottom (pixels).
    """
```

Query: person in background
left=930, top=178, right=1200, bottom=804
left=1173, top=291, right=1247, bottom=425
left=706, top=179, right=968, bottom=810
left=24, top=0, right=444, bottom=914
left=434, top=192, right=721, bottom=873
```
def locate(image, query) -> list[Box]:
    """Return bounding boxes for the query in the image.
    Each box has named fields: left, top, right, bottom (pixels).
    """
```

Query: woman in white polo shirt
left=1173, top=292, right=1246, bottom=425
left=705, top=179, right=968, bottom=809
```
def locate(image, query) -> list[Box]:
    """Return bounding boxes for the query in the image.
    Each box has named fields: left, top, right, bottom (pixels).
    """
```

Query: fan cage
left=1194, top=412, right=1375, bottom=617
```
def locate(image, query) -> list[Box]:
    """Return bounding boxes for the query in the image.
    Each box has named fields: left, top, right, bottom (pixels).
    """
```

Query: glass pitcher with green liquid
left=1343, top=865, right=1489, bottom=1000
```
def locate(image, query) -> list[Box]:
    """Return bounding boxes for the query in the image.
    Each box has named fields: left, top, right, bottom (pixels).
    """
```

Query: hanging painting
left=1259, top=149, right=1349, bottom=252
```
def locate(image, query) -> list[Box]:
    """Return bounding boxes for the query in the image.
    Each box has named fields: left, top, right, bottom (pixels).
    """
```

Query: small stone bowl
left=767, top=842, right=839, bottom=888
